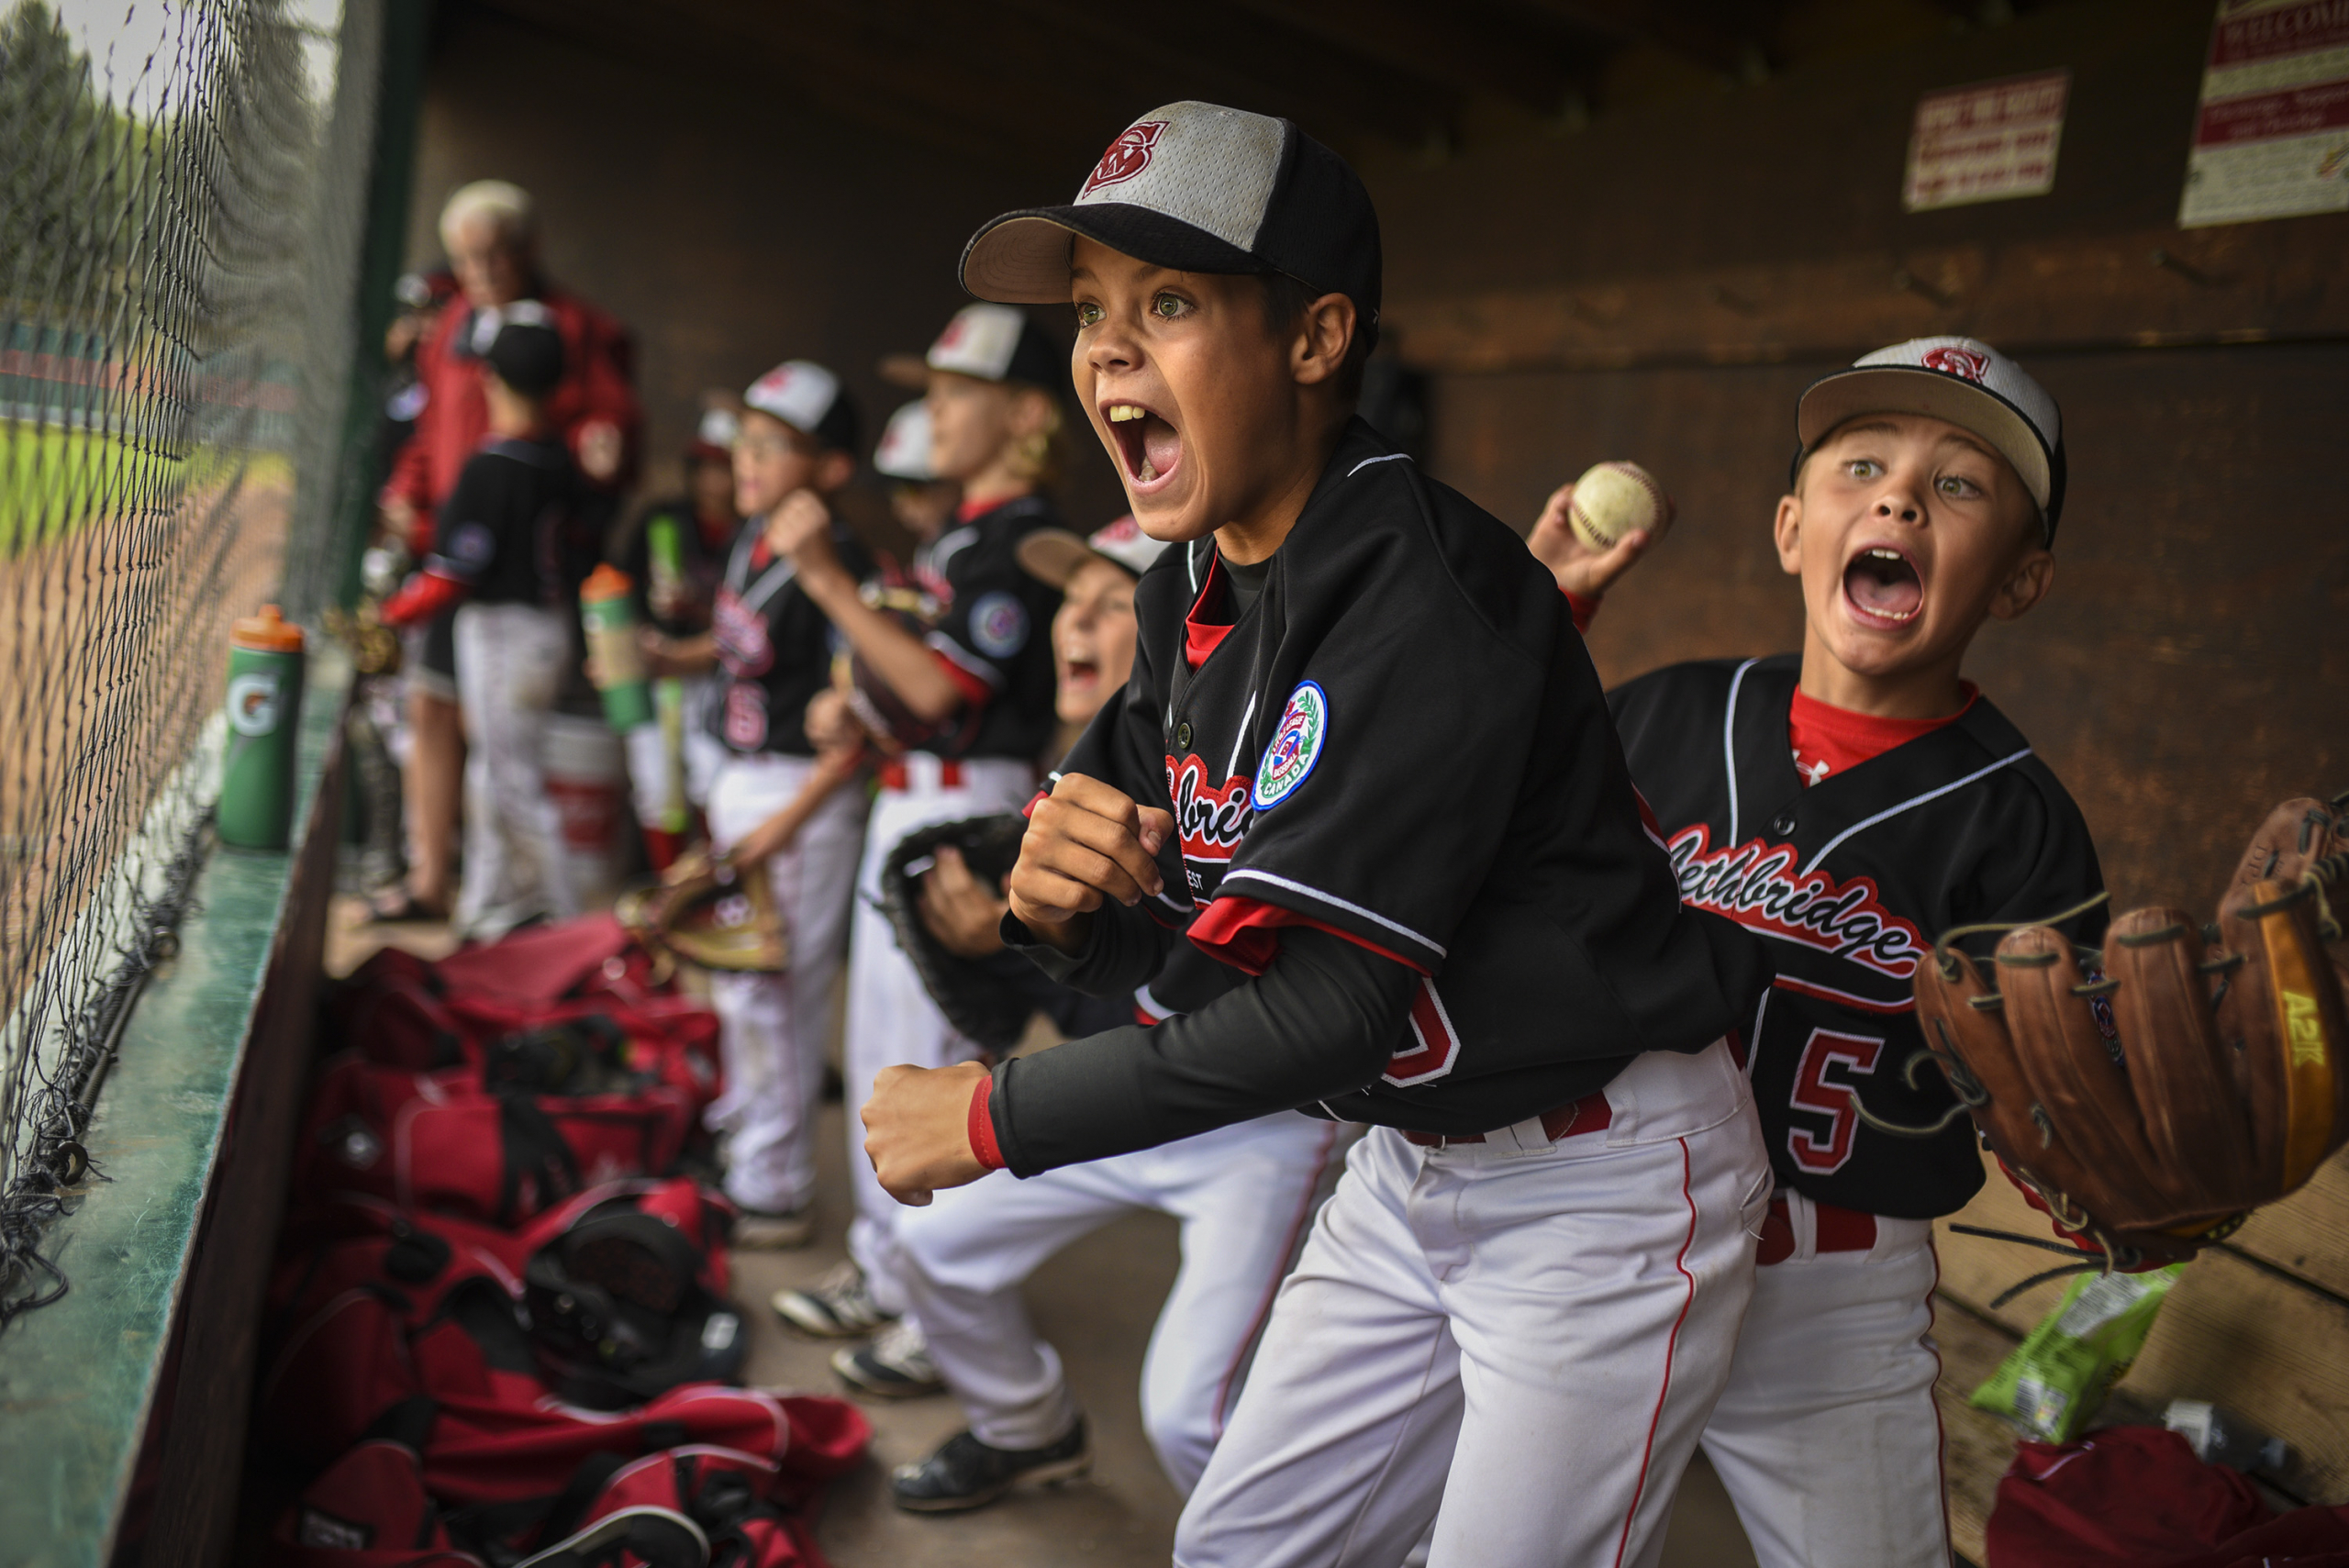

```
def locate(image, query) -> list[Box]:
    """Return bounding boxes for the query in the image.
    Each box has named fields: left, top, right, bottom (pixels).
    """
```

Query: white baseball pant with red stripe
left=842, top=754, right=1038, bottom=1316
left=1174, top=1040, right=1768, bottom=1568
left=900, top=1112, right=1341, bottom=1493
left=1698, top=1192, right=1950, bottom=1568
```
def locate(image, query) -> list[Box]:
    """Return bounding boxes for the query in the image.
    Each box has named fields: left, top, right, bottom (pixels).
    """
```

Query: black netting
left=0, top=0, right=379, bottom=1327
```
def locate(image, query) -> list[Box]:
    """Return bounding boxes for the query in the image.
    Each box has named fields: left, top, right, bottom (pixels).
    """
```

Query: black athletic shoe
left=889, top=1419, right=1092, bottom=1514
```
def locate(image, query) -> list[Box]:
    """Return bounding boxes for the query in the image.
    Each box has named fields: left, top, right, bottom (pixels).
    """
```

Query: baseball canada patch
left=968, top=591, right=1029, bottom=659
left=1664, top=824, right=1927, bottom=980
left=1083, top=120, right=1167, bottom=195
left=1920, top=345, right=1989, bottom=382
left=1252, top=682, right=1328, bottom=810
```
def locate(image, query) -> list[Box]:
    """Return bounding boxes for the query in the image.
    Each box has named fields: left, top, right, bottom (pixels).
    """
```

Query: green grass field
left=0, top=419, right=289, bottom=553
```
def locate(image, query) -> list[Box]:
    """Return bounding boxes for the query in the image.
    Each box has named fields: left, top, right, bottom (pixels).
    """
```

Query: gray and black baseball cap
left=1794, top=336, right=2066, bottom=543
left=961, top=101, right=1381, bottom=348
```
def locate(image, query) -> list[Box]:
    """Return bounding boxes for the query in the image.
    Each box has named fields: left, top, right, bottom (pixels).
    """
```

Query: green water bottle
left=218, top=604, right=306, bottom=851
left=580, top=563, right=654, bottom=729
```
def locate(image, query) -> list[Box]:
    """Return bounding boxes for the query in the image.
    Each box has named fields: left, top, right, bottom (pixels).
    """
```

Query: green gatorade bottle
left=218, top=604, right=306, bottom=851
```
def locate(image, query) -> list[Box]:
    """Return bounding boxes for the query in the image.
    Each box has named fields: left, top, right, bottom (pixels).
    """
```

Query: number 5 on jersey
left=1787, top=1028, right=1885, bottom=1174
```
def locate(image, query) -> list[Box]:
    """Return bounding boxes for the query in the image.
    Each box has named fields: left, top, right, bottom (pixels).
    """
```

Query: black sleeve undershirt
left=986, top=924, right=1415, bottom=1175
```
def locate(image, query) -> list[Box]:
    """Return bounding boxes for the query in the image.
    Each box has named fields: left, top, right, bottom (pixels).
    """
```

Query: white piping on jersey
left=1346, top=452, right=1413, bottom=478
left=1186, top=539, right=1206, bottom=595
left=1218, top=868, right=1446, bottom=958
left=1772, top=973, right=1916, bottom=1015
left=1798, top=746, right=2033, bottom=875
left=1744, top=988, right=1768, bottom=1080
left=929, top=525, right=978, bottom=578
left=1722, top=657, right=1759, bottom=845
left=1223, top=691, right=1258, bottom=780
left=1135, top=984, right=1172, bottom=1023
left=927, top=629, right=1008, bottom=690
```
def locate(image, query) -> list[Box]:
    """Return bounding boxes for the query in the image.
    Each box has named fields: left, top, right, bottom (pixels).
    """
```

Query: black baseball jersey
left=1609, top=654, right=2105, bottom=1218
left=914, top=495, right=1063, bottom=762
left=1039, top=418, right=1767, bottom=1136
left=428, top=435, right=596, bottom=609
left=708, top=521, right=873, bottom=759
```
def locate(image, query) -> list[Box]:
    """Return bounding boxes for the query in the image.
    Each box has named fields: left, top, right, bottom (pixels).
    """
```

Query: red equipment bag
left=295, top=1056, right=695, bottom=1227
left=268, top=1438, right=484, bottom=1568
left=510, top=1445, right=834, bottom=1568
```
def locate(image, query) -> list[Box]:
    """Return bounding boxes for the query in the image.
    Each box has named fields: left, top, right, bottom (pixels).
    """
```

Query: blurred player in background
left=651, top=361, right=874, bottom=1247
left=372, top=179, right=640, bottom=924
left=770, top=305, right=1067, bottom=1346
left=613, top=395, right=743, bottom=870
left=378, top=314, right=600, bottom=940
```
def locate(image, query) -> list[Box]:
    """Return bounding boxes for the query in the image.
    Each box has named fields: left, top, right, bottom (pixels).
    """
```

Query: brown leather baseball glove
left=616, top=848, right=787, bottom=976
left=1913, top=796, right=2349, bottom=1274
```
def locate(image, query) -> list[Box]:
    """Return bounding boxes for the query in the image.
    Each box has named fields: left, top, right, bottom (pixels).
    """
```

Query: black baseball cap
left=485, top=306, right=564, bottom=398
left=961, top=102, right=1381, bottom=350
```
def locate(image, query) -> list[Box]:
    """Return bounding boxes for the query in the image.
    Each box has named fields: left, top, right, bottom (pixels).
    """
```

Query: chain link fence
left=0, top=0, right=383, bottom=1326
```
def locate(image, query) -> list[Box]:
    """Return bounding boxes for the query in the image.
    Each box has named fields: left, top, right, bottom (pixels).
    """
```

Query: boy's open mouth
left=1105, top=401, right=1182, bottom=491
left=1842, top=545, right=1923, bottom=628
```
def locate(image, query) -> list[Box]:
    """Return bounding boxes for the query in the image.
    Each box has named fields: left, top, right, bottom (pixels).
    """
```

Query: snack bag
left=1970, top=1263, right=2188, bottom=1441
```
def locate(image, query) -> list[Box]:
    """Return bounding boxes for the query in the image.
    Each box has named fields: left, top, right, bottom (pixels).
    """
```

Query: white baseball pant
left=1698, top=1191, right=1949, bottom=1568
left=901, top=1113, right=1341, bottom=1493
left=1174, top=1040, right=1770, bottom=1568
left=451, top=602, right=577, bottom=941
left=842, top=754, right=1037, bottom=1315
left=703, top=751, right=869, bottom=1215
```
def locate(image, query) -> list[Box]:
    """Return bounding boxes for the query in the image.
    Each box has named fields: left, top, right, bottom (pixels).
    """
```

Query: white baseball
left=1568, top=461, right=1675, bottom=550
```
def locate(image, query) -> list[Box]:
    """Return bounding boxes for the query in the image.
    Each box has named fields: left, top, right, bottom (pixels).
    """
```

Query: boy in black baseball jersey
left=862, top=103, right=1774, bottom=1567
left=380, top=311, right=597, bottom=940
left=1538, top=337, right=2101, bottom=1568
left=643, top=360, right=873, bottom=1247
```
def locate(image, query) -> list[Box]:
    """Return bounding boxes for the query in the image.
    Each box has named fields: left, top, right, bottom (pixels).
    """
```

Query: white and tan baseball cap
left=873, top=399, right=934, bottom=483
left=961, top=101, right=1381, bottom=345
left=882, top=302, right=1065, bottom=394
left=742, top=359, right=860, bottom=452
left=1796, top=336, right=2066, bottom=541
left=1017, top=514, right=1168, bottom=588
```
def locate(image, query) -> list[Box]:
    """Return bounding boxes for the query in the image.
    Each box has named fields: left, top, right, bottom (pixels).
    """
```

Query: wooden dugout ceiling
left=440, top=0, right=2072, bottom=166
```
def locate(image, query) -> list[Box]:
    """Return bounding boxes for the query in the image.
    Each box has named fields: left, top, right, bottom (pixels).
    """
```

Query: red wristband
left=967, top=1073, right=1005, bottom=1173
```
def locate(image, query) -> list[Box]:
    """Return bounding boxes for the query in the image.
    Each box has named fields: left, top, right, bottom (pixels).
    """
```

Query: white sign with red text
left=2180, top=0, right=2349, bottom=226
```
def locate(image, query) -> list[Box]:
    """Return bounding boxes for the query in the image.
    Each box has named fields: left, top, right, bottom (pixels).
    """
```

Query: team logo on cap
left=1920, top=345, right=1990, bottom=382
left=1252, top=682, right=1328, bottom=810
left=969, top=591, right=1029, bottom=659
left=1083, top=120, right=1168, bottom=195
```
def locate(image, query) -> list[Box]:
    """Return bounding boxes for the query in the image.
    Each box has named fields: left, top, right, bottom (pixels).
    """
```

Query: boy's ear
left=1771, top=493, right=1804, bottom=577
left=1006, top=384, right=1056, bottom=437
left=1290, top=293, right=1355, bottom=387
left=1987, top=547, right=2054, bottom=623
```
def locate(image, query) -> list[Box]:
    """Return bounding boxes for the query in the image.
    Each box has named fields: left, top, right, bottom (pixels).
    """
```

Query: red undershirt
left=1787, top=682, right=1978, bottom=787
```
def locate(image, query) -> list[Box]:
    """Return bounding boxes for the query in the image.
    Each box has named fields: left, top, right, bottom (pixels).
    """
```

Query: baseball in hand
left=1568, top=462, right=1675, bottom=551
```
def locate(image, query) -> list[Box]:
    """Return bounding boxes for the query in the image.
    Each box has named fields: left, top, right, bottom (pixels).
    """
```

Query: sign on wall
left=2178, top=0, right=2349, bottom=227
left=1901, top=69, right=2071, bottom=211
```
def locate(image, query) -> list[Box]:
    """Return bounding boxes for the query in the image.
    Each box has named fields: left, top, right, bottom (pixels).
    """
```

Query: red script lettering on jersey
left=1166, top=753, right=1251, bottom=868
left=1665, top=825, right=1928, bottom=980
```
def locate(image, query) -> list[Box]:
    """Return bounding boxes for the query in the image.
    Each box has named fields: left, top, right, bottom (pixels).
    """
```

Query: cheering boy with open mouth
left=863, top=103, right=1775, bottom=1565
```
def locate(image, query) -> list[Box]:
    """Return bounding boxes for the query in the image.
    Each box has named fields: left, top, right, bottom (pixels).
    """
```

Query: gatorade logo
left=2286, top=989, right=2328, bottom=1067
left=228, top=672, right=281, bottom=736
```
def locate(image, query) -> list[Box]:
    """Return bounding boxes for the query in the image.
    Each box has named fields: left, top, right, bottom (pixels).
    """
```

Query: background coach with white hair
left=372, top=179, right=643, bottom=927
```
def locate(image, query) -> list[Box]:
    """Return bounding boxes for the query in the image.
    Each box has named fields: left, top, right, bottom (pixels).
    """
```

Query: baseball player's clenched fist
left=1010, top=773, right=1174, bottom=952
left=863, top=1059, right=992, bottom=1206
left=764, top=488, right=841, bottom=573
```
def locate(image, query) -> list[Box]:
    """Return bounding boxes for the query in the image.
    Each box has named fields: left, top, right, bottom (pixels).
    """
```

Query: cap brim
left=1015, top=528, right=1101, bottom=589
left=962, top=204, right=1264, bottom=304
left=879, top=353, right=928, bottom=390
left=1798, top=367, right=2051, bottom=508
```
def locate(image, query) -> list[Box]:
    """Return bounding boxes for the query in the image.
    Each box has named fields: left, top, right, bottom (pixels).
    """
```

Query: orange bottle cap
left=582, top=562, right=634, bottom=600
left=231, top=604, right=305, bottom=652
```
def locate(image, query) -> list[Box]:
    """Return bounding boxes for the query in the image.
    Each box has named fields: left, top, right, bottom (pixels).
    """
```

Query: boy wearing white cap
left=768, top=306, right=1069, bottom=1340
left=654, top=359, right=873, bottom=1245
left=1539, top=337, right=2103, bottom=1568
